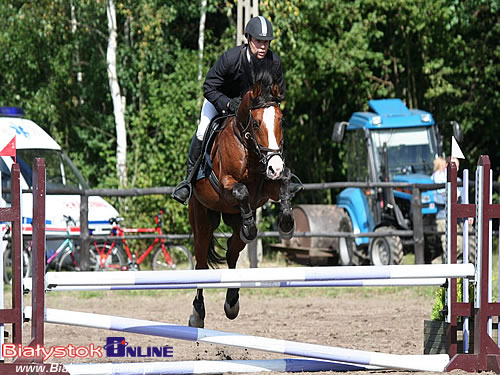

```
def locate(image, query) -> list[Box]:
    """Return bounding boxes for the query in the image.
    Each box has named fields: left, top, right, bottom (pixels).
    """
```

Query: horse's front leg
left=278, top=167, right=295, bottom=239
left=189, top=288, right=206, bottom=328
left=232, top=182, right=257, bottom=243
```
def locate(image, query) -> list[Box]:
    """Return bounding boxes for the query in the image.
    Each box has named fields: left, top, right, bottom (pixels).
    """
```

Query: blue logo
left=104, top=337, right=173, bottom=358
left=9, top=124, right=30, bottom=138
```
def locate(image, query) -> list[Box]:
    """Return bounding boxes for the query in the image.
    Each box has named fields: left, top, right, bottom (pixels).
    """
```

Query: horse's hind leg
left=278, top=167, right=295, bottom=239
left=222, top=213, right=247, bottom=320
left=232, top=183, right=257, bottom=243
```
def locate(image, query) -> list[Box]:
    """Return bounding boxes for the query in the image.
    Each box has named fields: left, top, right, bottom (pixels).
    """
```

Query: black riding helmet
left=245, top=16, right=274, bottom=41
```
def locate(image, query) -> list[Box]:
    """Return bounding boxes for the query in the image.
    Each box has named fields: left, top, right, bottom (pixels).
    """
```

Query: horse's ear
left=271, top=82, right=280, bottom=98
left=237, top=91, right=251, bottom=125
left=251, top=82, right=262, bottom=99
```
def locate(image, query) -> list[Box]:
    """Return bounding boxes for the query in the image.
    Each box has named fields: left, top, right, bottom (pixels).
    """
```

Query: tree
left=0, top=0, right=497, bottom=232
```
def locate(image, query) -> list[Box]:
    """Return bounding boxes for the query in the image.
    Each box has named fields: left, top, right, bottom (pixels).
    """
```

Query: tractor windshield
left=371, top=126, right=437, bottom=179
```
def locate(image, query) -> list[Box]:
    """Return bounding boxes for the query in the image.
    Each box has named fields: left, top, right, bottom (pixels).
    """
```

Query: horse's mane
left=250, top=57, right=280, bottom=107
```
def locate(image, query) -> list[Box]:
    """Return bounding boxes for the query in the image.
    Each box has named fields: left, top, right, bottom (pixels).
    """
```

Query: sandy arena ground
left=14, top=282, right=490, bottom=375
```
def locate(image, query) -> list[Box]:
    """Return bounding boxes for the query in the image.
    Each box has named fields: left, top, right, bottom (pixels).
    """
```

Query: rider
left=172, top=16, right=285, bottom=205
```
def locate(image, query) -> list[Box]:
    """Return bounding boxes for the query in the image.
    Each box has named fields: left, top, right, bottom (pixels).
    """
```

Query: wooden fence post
left=79, top=191, right=90, bottom=271
left=412, top=186, right=425, bottom=264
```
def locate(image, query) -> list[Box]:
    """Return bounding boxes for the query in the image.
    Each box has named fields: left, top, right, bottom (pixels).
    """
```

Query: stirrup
left=172, top=180, right=192, bottom=205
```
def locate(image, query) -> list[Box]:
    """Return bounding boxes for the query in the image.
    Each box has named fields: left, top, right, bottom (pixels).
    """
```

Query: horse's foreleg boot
left=232, top=183, right=257, bottom=243
left=278, top=168, right=295, bottom=239
left=239, top=210, right=257, bottom=243
left=188, top=290, right=205, bottom=328
left=224, top=288, right=240, bottom=320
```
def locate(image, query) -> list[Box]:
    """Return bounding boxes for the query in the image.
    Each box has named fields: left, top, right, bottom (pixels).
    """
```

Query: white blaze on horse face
left=263, top=106, right=284, bottom=180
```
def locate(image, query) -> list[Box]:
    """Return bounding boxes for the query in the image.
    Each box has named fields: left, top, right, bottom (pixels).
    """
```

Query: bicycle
left=93, top=211, right=194, bottom=271
left=91, top=224, right=127, bottom=271
left=54, top=215, right=99, bottom=272
left=2, top=225, right=31, bottom=284
left=3, top=215, right=92, bottom=281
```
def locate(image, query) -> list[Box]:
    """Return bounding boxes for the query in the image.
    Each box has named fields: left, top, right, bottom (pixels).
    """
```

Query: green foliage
left=431, top=280, right=476, bottom=321
left=0, top=0, right=497, bottom=231
left=431, top=287, right=446, bottom=321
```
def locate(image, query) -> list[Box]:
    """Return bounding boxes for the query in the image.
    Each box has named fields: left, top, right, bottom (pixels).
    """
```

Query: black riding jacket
left=203, top=44, right=285, bottom=113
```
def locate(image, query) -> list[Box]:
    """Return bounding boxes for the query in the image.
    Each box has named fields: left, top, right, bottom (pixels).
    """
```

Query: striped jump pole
left=45, top=263, right=474, bottom=287
left=37, top=277, right=447, bottom=292
left=64, top=358, right=373, bottom=375
left=26, top=307, right=450, bottom=372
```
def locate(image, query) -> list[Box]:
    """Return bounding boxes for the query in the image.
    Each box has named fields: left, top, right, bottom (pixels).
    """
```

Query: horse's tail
left=207, top=235, right=226, bottom=268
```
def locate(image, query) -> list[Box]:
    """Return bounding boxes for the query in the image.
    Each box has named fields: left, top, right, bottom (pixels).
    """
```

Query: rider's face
left=249, top=37, right=270, bottom=59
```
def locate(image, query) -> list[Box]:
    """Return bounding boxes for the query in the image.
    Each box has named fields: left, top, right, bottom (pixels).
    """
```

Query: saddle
left=195, top=114, right=231, bottom=195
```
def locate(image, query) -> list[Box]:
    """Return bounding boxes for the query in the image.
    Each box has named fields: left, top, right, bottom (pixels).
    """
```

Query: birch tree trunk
left=70, top=0, right=83, bottom=104
left=197, top=0, right=207, bottom=82
left=106, top=0, right=127, bottom=187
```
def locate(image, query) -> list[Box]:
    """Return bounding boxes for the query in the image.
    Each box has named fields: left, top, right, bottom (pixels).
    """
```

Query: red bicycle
left=93, top=211, right=194, bottom=271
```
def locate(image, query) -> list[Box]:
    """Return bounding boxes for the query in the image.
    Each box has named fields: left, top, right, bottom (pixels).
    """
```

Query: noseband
left=233, top=102, right=284, bottom=171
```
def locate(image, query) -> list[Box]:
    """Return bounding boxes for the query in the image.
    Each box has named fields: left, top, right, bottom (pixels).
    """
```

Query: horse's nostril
left=269, top=166, right=281, bottom=177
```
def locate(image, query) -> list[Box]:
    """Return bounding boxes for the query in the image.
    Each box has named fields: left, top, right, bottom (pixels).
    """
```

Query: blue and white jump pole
left=64, top=358, right=372, bottom=375
left=45, top=263, right=474, bottom=287
left=26, top=307, right=450, bottom=372
left=38, top=278, right=447, bottom=292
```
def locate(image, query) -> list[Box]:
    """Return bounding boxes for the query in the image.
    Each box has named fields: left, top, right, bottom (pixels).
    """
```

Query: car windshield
left=371, top=127, right=437, bottom=179
left=16, top=149, right=88, bottom=190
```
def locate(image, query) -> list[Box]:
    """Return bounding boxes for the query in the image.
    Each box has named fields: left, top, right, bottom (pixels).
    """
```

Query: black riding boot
left=172, top=136, right=203, bottom=205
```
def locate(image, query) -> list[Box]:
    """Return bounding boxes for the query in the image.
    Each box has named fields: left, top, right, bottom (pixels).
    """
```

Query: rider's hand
left=227, top=97, right=241, bottom=114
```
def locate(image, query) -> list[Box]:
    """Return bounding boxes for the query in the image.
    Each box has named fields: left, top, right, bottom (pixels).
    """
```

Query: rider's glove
left=227, top=97, right=241, bottom=114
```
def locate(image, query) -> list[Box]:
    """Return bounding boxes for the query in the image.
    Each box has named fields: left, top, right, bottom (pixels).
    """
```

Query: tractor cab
left=332, top=98, right=461, bottom=265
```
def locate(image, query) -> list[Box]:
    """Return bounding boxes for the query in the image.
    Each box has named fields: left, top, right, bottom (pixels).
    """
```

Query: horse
left=187, top=68, right=296, bottom=328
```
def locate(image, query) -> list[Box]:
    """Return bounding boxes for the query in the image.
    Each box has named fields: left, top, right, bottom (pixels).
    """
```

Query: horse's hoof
left=279, top=226, right=294, bottom=240
left=279, top=211, right=295, bottom=240
left=240, top=225, right=257, bottom=243
left=224, top=300, right=240, bottom=320
left=188, top=311, right=204, bottom=328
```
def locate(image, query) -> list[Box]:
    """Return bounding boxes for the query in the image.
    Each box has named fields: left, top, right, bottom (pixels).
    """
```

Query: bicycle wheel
left=57, top=249, right=78, bottom=272
left=56, top=247, right=95, bottom=271
left=151, top=244, right=194, bottom=270
left=3, top=244, right=31, bottom=284
left=94, top=243, right=126, bottom=271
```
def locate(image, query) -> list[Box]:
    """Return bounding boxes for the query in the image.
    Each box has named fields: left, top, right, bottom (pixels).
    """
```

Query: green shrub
left=431, top=280, right=474, bottom=321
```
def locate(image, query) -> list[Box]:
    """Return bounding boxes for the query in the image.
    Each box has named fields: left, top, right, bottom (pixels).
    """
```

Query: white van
left=0, top=107, right=118, bottom=247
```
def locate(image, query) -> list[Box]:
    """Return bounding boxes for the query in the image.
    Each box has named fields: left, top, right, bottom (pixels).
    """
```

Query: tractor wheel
left=338, top=212, right=363, bottom=266
left=369, top=226, right=404, bottom=265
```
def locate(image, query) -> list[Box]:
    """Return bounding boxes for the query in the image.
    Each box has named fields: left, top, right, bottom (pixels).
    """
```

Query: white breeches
left=196, top=99, right=218, bottom=140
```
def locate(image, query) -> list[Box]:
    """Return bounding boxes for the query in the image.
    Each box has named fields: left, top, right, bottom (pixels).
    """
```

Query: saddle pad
left=196, top=115, right=229, bottom=182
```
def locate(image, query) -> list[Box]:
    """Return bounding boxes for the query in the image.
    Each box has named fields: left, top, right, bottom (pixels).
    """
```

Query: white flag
left=451, top=136, right=465, bottom=159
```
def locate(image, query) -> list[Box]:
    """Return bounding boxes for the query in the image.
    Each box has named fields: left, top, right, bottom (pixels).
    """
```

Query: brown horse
left=187, top=71, right=296, bottom=328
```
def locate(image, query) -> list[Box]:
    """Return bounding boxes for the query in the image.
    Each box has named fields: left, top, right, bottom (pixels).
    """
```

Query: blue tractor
left=331, top=98, right=462, bottom=265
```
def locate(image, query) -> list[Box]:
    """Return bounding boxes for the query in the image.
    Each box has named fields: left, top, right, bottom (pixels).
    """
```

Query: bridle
left=233, top=101, right=284, bottom=171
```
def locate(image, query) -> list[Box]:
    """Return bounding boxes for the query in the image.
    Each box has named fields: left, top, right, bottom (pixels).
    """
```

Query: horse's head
left=236, top=78, right=284, bottom=180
